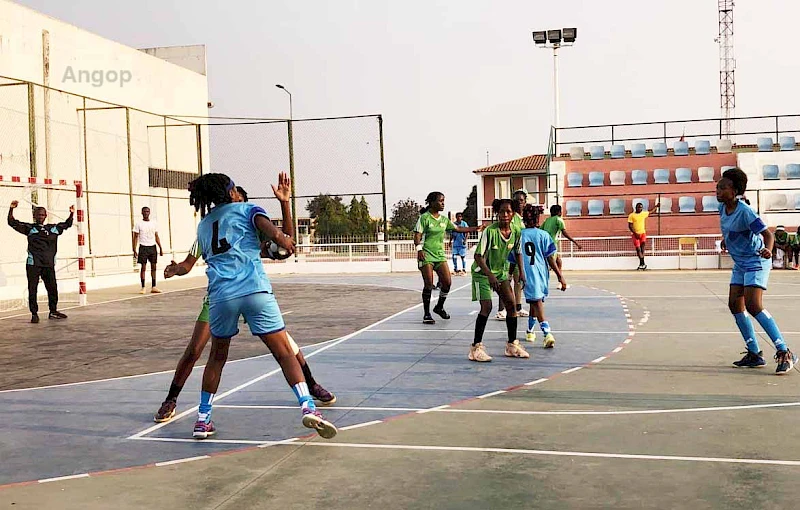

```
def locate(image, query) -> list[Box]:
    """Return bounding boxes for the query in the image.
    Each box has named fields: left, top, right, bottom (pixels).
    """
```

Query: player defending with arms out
left=414, top=192, right=480, bottom=324
left=7, top=201, right=73, bottom=323
left=468, top=199, right=528, bottom=362
left=628, top=201, right=660, bottom=270
left=153, top=181, right=334, bottom=423
left=187, top=172, right=336, bottom=439
left=519, top=205, right=567, bottom=347
left=540, top=204, right=582, bottom=271
left=717, top=167, right=797, bottom=374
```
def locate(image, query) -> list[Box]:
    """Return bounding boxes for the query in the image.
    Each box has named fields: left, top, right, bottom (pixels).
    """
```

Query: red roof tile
left=473, top=154, right=548, bottom=174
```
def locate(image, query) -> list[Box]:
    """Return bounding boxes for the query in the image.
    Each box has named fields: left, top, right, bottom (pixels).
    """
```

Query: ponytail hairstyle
left=721, top=167, right=750, bottom=205
left=420, top=191, right=444, bottom=214
left=522, top=204, right=545, bottom=228
left=188, top=173, right=235, bottom=217
left=491, top=198, right=514, bottom=221
left=235, top=185, right=249, bottom=203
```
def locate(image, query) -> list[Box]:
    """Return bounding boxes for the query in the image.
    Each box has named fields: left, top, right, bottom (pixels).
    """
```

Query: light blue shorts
left=730, top=259, right=771, bottom=290
left=452, top=246, right=467, bottom=257
left=524, top=280, right=550, bottom=303
left=209, top=292, right=285, bottom=338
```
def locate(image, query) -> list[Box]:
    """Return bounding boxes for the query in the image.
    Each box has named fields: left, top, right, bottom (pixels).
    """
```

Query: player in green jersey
left=468, top=199, right=529, bottom=362
left=540, top=204, right=582, bottom=271
left=496, top=189, right=529, bottom=320
left=414, top=191, right=481, bottom=324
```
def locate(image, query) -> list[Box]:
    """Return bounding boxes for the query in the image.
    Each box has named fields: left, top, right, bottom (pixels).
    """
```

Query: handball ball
left=265, top=235, right=292, bottom=260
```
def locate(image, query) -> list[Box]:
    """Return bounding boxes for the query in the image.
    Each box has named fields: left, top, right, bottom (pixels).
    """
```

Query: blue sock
left=754, top=310, right=788, bottom=352
left=733, top=312, right=760, bottom=354
left=453, top=255, right=459, bottom=271
left=527, top=316, right=536, bottom=332
left=540, top=321, right=551, bottom=335
left=198, top=390, right=214, bottom=423
left=291, top=382, right=315, bottom=411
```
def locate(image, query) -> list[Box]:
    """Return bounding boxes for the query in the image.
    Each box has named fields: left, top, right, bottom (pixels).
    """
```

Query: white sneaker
left=525, top=330, right=536, bottom=343
left=468, top=342, right=492, bottom=362
left=495, top=310, right=507, bottom=321
left=517, top=308, right=529, bottom=317
left=139, top=288, right=146, bottom=295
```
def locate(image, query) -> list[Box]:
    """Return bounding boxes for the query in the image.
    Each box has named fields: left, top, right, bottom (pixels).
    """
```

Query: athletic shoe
left=495, top=310, right=507, bottom=321
left=775, top=350, right=798, bottom=375
left=310, top=383, right=337, bottom=406
left=154, top=398, right=177, bottom=423
left=151, top=287, right=162, bottom=294
left=48, top=311, right=67, bottom=320
left=732, top=350, right=766, bottom=368
left=468, top=342, right=492, bottom=362
left=504, top=340, right=530, bottom=358
left=517, top=308, right=529, bottom=317
left=193, top=419, right=216, bottom=439
left=30, top=314, right=39, bottom=324
left=139, top=288, right=146, bottom=295
left=543, top=333, right=556, bottom=349
left=302, top=408, right=337, bottom=439
left=423, top=314, right=436, bottom=324
left=525, top=330, right=536, bottom=344
left=432, top=306, right=450, bottom=320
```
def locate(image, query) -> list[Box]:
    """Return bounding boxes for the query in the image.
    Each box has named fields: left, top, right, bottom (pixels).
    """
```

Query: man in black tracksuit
left=7, top=200, right=74, bottom=323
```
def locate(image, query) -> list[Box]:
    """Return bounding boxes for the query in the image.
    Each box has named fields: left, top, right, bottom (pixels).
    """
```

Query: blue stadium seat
left=757, top=137, right=774, bottom=152
left=631, top=169, right=648, bottom=185
left=609, top=198, right=625, bottom=215
left=768, top=193, right=788, bottom=210
left=674, top=141, right=689, bottom=156
left=588, top=171, right=605, bottom=186
left=695, top=140, right=711, bottom=155
left=567, top=173, right=583, bottom=187
left=589, top=146, right=605, bottom=160
left=609, top=171, right=626, bottom=185
left=631, top=143, right=646, bottom=158
left=787, top=163, right=800, bottom=179
left=678, top=196, right=696, bottom=213
left=652, top=142, right=668, bottom=157
left=610, top=145, right=625, bottom=159
left=657, top=197, right=672, bottom=213
left=632, top=198, right=649, bottom=211
left=675, top=168, right=692, bottom=183
left=588, top=199, right=604, bottom=216
left=721, top=165, right=736, bottom=174
left=702, top=196, right=719, bottom=212
left=780, top=136, right=796, bottom=151
left=762, top=164, right=780, bottom=180
left=653, top=168, right=670, bottom=184
left=565, top=200, right=582, bottom=217
left=569, top=146, right=585, bottom=160
left=698, top=166, right=714, bottom=182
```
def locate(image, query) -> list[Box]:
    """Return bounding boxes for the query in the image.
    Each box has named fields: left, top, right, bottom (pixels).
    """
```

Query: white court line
left=561, top=367, right=583, bottom=375
left=215, top=404, right=422, bottom=412
left=339, top=420, right=383, bottom=431
left=524, top=378, right=549, bottom=386
left=282, top=310, right=293, bottom=316
left=469, top=310, right=478, bottom=315
left=155, top=455, right=209, bottom=467
left=133, top=436, right=280, bottom=446
left=369, top=329, right=633, bottom=334
left=612, top=347, right=623, bottom=353
left=592, top=356, right=607, bottom=363
left=38, top=473, right=90, bottom=484
left=127, top=283, right=470, bottom=440
left=416, top=404, right=450, bottom=414
left=477, top=390, right=506, bottom=399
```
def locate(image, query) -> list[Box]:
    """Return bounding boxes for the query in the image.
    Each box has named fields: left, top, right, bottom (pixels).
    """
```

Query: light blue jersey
left=719, top=200, right=767, bottom=271
left=197, top=202, right=272, bottom=303
left=451, top=221, right=468, bottom=248
left=518, top=227, right=557, bottom=302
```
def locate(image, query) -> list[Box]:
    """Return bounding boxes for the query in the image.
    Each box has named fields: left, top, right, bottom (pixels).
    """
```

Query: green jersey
left=471, top=223, right=520, bottom=279
left=415, top=211, right=456, bottom=262
left=511, top=214, right=524, bottom=235
left=540, top=215, right=566, bottom=244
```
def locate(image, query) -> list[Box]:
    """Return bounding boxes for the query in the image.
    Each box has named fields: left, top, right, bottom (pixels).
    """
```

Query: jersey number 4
left=524, top=242, right=536, bottom=266
left=211, top=221, right=232, bottom=255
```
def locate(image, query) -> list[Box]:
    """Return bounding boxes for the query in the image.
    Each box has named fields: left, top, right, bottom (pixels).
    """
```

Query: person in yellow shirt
left=628, top=201, right=660, bottom=270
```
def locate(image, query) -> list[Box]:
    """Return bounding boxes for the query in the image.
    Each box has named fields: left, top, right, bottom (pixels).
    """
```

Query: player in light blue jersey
left=717, top=167, right=797, bottom=374
left=518, top=204, right=567, bottom=348
left=188, top=172, right=336, bottom=439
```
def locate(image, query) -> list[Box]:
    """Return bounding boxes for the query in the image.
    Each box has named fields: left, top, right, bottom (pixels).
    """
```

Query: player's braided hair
left=420, top=191, right=444, bottom=214
left=188, top=173, right=235, bottom=217
left=522, top=203, right=545, bottom=227
left=721, top=167, right=751, bottom=204
left=491, top=198, right=514, bottom=222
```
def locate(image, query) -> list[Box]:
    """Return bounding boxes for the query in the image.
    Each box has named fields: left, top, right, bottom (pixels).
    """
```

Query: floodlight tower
left=532, top=28, right=577, bottom=129
left=717, top=0, right=735, bottom=136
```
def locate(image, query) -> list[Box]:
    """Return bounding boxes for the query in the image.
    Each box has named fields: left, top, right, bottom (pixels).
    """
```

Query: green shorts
left=471, top=273, right=508, bottom=301
left=197, top=295, right=210, bottom=323
left=418, top=260, right=447, bottom=271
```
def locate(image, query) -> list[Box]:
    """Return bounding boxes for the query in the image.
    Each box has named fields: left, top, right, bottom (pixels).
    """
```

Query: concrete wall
left=737, top=151, right=800, bottom=229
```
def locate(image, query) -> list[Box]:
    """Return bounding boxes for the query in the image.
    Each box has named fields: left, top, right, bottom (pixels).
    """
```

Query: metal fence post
left=287, top=119, right=298, bottom=257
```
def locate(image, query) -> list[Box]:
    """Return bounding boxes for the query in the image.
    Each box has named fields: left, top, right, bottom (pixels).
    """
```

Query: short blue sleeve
left=543, top=238, right=557, bottom=259
left=248, top=205, right=269, bottom=229
left=740, top=205, right=766, bottom=234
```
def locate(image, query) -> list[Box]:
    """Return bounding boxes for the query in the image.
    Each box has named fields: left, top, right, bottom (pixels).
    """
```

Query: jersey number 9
left=524, top=242, right=536, bottom=266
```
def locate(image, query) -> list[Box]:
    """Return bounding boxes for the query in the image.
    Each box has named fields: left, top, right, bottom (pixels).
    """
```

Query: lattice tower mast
left=718, top=0, right=736, bottom=136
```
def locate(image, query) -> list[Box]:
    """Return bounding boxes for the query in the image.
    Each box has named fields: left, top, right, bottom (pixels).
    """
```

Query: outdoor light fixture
left=532, top=27, right=579, bottom=129
left=532, top=31, right=547, bottom=44
left=547, top=29, right=562, bottom=44
left=562, top=27, right=577, bottom=43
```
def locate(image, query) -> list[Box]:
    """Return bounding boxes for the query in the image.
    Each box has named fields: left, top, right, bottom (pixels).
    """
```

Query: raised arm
left=271, top=172, right=294, bottom=239
left=7, top=201, right=31, bottom=235
left=55, top=206, right=75, bottom=232
left=649, top=202, right=661, bottom=214
left=254, top=214, right=295, bottom=254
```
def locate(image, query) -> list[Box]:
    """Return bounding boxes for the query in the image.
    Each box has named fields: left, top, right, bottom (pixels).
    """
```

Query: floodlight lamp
left=532, top=31, right=547, bottom=44
left=547, top=29, right=562, bottom=44
left=562, top=27, right=577, bottom=43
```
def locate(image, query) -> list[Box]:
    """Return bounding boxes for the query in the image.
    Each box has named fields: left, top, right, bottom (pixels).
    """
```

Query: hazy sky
left=16, top=0, right=800, bottom=213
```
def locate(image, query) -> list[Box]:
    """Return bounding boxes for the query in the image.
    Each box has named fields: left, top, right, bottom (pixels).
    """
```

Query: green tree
left=389, top=198, right=421, bottom=233
left=347, top=196, right=373, bottom=235
left=307, top=194, right=349, bottom=236
left=462, top=185, right=478, bottom=226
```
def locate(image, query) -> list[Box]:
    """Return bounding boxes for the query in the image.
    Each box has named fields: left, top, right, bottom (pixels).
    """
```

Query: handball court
left=2, top=271, right=800, bottom=509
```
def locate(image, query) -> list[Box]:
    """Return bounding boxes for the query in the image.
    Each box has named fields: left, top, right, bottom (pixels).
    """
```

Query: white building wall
left=736, top=152, right=800, bottom=227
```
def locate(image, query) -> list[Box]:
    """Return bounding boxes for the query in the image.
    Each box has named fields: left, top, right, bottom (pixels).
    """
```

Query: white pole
left=553, top=44, right=560, bottom=129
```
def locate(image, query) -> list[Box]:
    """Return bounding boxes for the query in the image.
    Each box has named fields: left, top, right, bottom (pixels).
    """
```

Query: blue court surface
left=0, top=277, right=629, bottom=485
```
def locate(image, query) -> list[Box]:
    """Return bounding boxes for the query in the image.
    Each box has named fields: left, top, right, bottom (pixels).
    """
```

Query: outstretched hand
left=274, top=232, right=296, bottom=254
left=164, top=261, right=180, bottom=279
left=69, top=205, right=75, bottom=214
left=9, top=200, right=18, bottom=209
left=271, top=172, right=291, bottom=202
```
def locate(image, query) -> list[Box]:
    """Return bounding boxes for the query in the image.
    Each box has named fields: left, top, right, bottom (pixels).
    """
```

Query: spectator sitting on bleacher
left=773, top=226, right=796, bottom=270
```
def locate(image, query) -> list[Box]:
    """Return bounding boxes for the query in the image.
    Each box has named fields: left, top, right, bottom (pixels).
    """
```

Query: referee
left=7, top=200, right=74, bottom=323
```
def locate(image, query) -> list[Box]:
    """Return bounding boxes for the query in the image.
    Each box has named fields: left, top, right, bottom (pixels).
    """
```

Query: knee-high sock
left=198, top=390, right=215, bottom=422
left=733, top=312, right=760, bottom=354
left=436, top=291, right=448, bottom=310
left=473, top=314, right=489, bottom=346
left=291, top=382, right=315, bottom=411
left=540, top=321, right=551, bottom=335
left=422, top=288, right=432, bottom=315
left=753, top=310, right=787, bottom=352
left=506, top=315, right=518, bottom=343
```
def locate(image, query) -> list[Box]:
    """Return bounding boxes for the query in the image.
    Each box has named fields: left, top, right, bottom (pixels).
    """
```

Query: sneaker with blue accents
left=193, top=419, right=216, bottom=439
left=302, top=408, right=337, bottom=439
left=775, top=349, right=798, bottom=375
left=732, top=351, right=766, bottom=368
